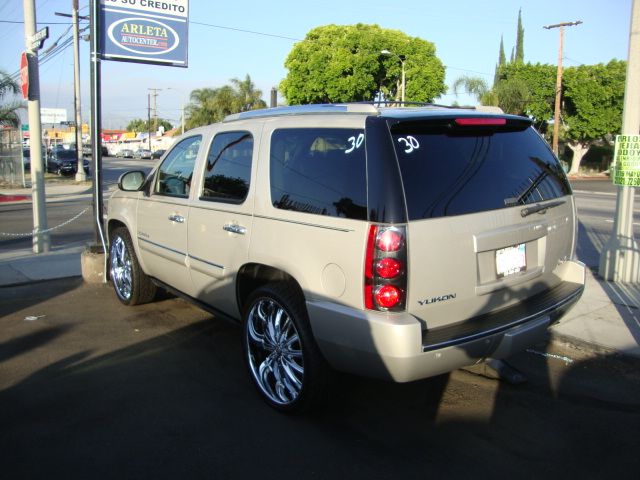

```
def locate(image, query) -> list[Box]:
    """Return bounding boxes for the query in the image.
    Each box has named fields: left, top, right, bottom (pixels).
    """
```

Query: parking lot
left=1, top=277, right=639, bottom=478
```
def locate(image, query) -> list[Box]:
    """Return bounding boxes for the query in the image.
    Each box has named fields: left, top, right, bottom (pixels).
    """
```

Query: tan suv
left=107, top=104, right=585, bottom=412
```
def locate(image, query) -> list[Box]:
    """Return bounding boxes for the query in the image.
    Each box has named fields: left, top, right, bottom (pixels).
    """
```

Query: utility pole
left=599, top=0, right=640, bottom=283
left=147, top=93, right=151, bottom=151
left=56, top=0, right=86, bottom=181
left=23, top=0, right=50, bottom=253
left=543, top=20, right=582, bottom=156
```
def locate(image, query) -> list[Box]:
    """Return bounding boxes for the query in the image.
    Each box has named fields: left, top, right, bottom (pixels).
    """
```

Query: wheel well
left=107, top=219, right=126, bottom=239
left=236, top=264, right=304, bottom=312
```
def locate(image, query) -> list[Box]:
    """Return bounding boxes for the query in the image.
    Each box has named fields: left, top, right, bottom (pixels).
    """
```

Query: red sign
left=20, top=52, right=29, bottom=100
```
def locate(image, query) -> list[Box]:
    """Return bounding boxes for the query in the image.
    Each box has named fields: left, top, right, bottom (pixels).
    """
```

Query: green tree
left=0, top=69, right=23, bottom=127
left=453, top=75, right=490, bottom=103
left=126, top=118, right=173, bottom=133
left=493, top=35, right=506, bottom=86
left=231, top=74, right=267, bottom=112
left=185, top=74, right=266, bottom=129
left=280, top=24, right=446, bottom=104
left=562, top=60, right=626, bottom=174
left=515, top=8, right=525, bottom=63
left=496, top=62, right=556, bottom=127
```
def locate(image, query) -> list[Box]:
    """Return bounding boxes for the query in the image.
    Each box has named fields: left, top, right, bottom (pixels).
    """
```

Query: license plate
left=496, top=243, right=526, bottom=278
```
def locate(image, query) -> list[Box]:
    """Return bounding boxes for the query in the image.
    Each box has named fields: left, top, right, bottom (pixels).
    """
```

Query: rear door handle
left=168, top=214, right=185, bottom=223
left=223, top=223, right=246, bottom=235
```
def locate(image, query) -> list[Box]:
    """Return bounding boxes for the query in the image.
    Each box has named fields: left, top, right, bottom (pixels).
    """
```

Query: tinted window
left=391, top=126, right=571, bottom=220
left=155, top=135, right=201, bottom=197
left=201, top=131, right=253, bottom=203
left=270, top=128, right=367, bottom=220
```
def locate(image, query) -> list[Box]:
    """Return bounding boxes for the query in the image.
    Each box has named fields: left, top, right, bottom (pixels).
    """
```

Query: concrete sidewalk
left=0, top=240, right=638, bottom=360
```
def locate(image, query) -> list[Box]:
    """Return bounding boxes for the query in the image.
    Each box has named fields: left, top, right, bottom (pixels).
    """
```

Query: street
left=0, top=277, right=638, bottom=478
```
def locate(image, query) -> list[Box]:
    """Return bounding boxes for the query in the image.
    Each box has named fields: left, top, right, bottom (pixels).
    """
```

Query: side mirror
left=118, top=170, right=146, bottom=191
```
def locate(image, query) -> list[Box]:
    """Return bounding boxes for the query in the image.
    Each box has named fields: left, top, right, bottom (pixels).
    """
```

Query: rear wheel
left=242, top=283, right=328, bottom=412
left=109, top=227, right=156, bottom=305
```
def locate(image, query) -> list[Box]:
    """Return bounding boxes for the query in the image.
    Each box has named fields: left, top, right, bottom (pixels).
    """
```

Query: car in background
left=47, top=149, right=89, bottom=176
left=22, top=148, right=31, bottom=172
left=115, top=149, right=135, bottom=158
left=133, top=148, right=152, bottom=159
left=151, top=149, right=165, bottom=159
left=82, top=144, right=110, bottom=157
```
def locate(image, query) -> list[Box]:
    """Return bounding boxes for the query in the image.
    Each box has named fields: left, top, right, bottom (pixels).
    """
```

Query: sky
left=0, top=0, right=634, bottom=130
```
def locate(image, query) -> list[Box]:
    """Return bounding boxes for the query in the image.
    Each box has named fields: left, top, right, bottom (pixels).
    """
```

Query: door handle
left=223, top=223, right=246, bottom=235
left=168, top=214, right=185, bottom=223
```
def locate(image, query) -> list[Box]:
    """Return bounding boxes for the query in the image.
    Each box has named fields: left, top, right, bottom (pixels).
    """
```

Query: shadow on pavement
left=1, top=279, right=639, bottom=478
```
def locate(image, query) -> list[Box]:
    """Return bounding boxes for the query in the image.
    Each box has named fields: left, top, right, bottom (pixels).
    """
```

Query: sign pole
left=22, top=0, right=50, bottom=253
left=90, top=0, right=106, bottom=252
left=599, top=0, right=640, bottom=282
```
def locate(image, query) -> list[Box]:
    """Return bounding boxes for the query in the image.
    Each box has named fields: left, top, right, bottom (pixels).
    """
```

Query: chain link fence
left=0, top=128, right=26, bottom=187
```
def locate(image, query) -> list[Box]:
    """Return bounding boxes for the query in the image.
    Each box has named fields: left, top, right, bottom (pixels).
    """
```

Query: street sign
left=20, top=52, right=29, bottom=99
left=29, top=26, right=49, bottom=51
left=611, top=135, right=640, bottom=187
left=99, top=0, right=189, bottom=67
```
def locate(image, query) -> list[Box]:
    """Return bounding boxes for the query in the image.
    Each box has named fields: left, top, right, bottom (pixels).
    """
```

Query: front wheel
left=242, top=283, right=328, bottom=413
left=109, top=227, right=156, bottom=305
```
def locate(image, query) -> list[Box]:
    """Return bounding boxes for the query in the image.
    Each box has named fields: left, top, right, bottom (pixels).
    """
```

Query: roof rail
left=223, top=103, right=379, bottom=122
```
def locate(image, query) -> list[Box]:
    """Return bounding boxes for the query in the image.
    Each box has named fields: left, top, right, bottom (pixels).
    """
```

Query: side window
left=155, top=135, right=202, bottom=197
left=201, top=131, right=253, bottom=203
left=270, top=128, right=367, bottom=220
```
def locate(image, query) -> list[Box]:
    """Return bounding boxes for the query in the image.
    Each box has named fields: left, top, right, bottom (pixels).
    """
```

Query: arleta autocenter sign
left=612, top=135, right=640, bottom=187
left=99, top=0, right=188, bottom=67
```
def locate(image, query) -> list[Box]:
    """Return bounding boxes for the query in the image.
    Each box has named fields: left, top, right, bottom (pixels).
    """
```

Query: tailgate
left=405, top=198, right=576, bottom=329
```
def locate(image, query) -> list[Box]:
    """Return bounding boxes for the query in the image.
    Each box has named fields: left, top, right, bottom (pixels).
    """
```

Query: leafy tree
left=280, top=24, right=446, bottom=104
left=126, top=118, right=173, bottom=133
left=185, top=74, right=266, bottom=129
left=496, top=62, right=556, bottom=127
left=562, top=60, right=626, bottom=174
left=0, top=69, right=23, bottom=127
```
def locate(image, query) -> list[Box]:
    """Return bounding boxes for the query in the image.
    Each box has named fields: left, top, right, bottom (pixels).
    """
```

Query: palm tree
left=185, top=75, right=267, bottom=129
left=230, top=74, right=266, bottom=112
left=0, top=69, right=23, bottom=127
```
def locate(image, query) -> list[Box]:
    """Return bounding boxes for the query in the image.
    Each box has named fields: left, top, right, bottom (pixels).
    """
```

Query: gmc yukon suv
left=107, top=104, right=585, bottom=411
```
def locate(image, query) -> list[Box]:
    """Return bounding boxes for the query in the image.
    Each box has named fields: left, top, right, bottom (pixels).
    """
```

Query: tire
left=109, top=227, right=157, bottom=305
left=242, top=283, right=329, bottom=413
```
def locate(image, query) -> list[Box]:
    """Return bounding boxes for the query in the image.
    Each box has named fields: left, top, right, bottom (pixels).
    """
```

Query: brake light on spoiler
left=454, top=117, right=507, bottom=126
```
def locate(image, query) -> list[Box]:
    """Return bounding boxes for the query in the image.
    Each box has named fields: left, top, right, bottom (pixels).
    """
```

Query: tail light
left=365, top=225, right=407, bottom=311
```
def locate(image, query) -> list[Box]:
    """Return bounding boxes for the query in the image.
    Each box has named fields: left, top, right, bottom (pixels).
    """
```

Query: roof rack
left=223, top=103, right=378, bottom=122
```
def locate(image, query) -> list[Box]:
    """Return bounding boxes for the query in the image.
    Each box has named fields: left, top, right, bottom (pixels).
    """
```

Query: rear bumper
left=307, top=260, right=585, bottom=382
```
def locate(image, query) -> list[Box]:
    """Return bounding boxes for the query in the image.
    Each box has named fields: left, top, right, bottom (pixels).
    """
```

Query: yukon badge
left=418, top=293, right=457, bottom=306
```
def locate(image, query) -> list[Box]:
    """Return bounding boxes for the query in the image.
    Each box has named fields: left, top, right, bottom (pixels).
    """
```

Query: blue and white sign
left=99, top=0, right=189, bottom=67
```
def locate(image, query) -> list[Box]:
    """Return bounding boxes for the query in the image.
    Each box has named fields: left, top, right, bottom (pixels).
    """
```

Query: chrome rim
left=110, top=235, right=133, bottom=300
left=246, top=297, right=304, bottom=406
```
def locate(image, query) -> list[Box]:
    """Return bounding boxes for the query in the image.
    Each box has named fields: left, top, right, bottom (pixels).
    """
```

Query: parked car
left=47, top=149, right=89, bottom=176
left=107, top=104, right=585, bottom=412
left=133, top=148, right=152, bottom=159
left=82, top=144, right=110, bottom=157
left=151, top=149, right=165, bottom=159
left=115, top=149, right=134, bottom=158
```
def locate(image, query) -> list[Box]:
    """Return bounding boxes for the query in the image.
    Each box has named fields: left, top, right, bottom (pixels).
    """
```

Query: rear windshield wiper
left=520, top=199, right=566, bottom=217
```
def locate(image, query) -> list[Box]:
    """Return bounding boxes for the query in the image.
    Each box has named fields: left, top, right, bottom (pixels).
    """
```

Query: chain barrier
left=0, top=208, right=89, bottom=238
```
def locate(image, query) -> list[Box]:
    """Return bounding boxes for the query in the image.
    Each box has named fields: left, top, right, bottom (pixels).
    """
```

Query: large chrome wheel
left=109, top=227, right=156, bottom=306
left=110, top=234, right=133, bottom=301
left=242, top=284, right=328, bottom=412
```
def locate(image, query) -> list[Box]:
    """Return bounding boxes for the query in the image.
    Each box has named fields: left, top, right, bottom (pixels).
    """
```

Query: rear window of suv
left=270, top=128, right=367, bottom=220
left=391, top=123, right=571, bottom=220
